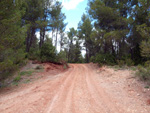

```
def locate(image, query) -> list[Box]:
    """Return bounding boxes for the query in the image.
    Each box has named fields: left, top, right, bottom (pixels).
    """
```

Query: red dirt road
left=0, top=64, right=150, bottom=113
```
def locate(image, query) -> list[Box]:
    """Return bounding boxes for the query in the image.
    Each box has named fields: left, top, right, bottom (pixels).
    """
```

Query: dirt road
left=0, top=64, right=150, bottom=113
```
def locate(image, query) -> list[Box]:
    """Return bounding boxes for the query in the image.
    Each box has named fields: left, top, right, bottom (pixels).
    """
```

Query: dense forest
left=0, top=0, right=67, bottom=79
left=0, top=0, right=150, bottom=81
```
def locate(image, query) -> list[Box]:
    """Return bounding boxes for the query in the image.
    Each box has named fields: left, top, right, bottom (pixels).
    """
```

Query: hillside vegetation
left=0, top=0, right=150, bottom=82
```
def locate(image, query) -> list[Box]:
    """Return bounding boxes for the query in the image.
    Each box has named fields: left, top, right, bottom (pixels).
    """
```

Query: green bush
left=28, top=48, right=40, bottom=60
left=104, top=54, right=116, bottom=65
left=95, top=54, right=105, bottom=64
left=19, top=71, right=33, bottom=76
left=90, top=56, right=95, bottom=62
left=144, top=61, right=150, bottom=67
left=40, top=43, right=56, bottom=62
left=137, top=65, right=150, bottom=81
left=14, top=75, right=21, bottom=82
left=0, top=48, right=26, bottom=80
left=91, top=53, right=116, bottom=65
left=125, top=58, right=134, bottom=66
left=117, top=60, right=125, bottom=67
left=57, top=50, right=67, bottom=62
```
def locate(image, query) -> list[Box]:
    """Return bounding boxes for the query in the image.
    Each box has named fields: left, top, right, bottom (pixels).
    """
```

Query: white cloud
left=61, top=0, right=84, bottom=10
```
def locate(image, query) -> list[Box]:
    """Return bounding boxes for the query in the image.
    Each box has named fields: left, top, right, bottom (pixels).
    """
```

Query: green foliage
left=40, top=42, right=56, bottom=62
left=24, top=79, right=31, bottom=84
left=14, top=75, right=21, bottom=82
left=144, top=61, right=150, bottom=67
left=0, top=0, right=67, bottom=81
left=130, top=66, right=137, bottom=71
left=57, top=50, right=67, bottom=62
left=19, top=71, right=33, bottom=76
left=65, top=27, right=83, bottom=63
left=117, top=56, right=134, bottom=67
left=137, top=65, right=150, bottom=81
left=137, top=24, right=150, bottom=59
left=117, top=60, right=125, bottom=67
left=137, top=61, right=150, bottom=81
left=144, top=86, right=149, bottom=89
left=86, top=0, right=150, bottom=66
left=28, top=48, right=40, bottom=60
left=90, top=56, right=95, bottom=62
left=78, top=14, right=93, bottom=62
left=63, top=65, right=67, bottom=69
left=125, top=59, right=134, bottom=66
left=140, top=40, right=150, bottom=58
left=0, top=0, right=27, bottom=80
left=91, top=53, right=116, bottom=65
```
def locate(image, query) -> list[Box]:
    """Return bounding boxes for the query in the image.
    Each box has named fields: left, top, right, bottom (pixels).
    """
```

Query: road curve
left=0, top=64, right=143, bottom=113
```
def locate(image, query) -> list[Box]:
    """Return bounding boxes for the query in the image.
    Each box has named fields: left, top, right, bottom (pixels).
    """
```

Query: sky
left=59, top=0, right=88, bottom=31
left=36, top=0, right=88, bottom=55
left=59, top=0, right=88, bottom=56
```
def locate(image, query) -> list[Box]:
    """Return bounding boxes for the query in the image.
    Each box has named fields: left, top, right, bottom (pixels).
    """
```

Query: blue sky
left=59, top=0, right=88, bottom=31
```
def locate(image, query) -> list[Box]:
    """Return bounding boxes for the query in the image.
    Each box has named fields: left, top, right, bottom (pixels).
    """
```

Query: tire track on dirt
left=44, top=64, right=77, bottom=113
left=85, top=64, right=125, bottom=113
left=1, top=64, right=149, bottom=113
left=82, top=64, right=107, bottom=113
left=0, top=66, right=75, bottom=113
left=71, top=64, right=100, bottom=113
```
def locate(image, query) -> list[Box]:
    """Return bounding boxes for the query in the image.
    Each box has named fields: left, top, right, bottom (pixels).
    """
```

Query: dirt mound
left=1, top=61, right=67, bottom=88
left=43, top=62, right=64, bottom=72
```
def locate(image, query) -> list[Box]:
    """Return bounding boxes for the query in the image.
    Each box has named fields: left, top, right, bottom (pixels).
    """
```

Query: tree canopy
left=1, top=0, right=150, bottom=80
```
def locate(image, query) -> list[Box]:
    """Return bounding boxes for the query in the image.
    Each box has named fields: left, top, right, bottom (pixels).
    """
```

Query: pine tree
left=67, top=28, right=77, bottom=62
left=78, top=14, right=93, bottom=62
left=0, top=0, right=26, bottom=79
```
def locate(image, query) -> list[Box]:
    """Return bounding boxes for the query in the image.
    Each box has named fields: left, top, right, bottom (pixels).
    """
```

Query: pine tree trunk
left=26, top=27, right=35, bottom=52
left=52, top=28, right=54, bottom=44
left=26, top=31, right=30, bottom=52
left=85, top=42, right=89, bottom=63
left=55, top=28, right=58, bottom=49
left=39, top=29, right=43, bottom=48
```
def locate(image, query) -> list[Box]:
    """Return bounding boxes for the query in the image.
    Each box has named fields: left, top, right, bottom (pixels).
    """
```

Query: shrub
left=14, top=75, right=21, bottom=82
left=57, top=50, right=67, bottom=62
left=104, top=54, right=116, bottom=65
left=93, top=53, right=116, bottom=65
left=117, top=60, right=125, bottom=67
left=95, top=54, right=105, bottom=64
left=28, top=48, right=40, bottom=60
left=125, top=58, right=134, bottom=66
left=144, top=61, right=150, bottom=67
left=0, top=48, right=26, bottom=80
left=90, top=56, right=95, bottom=62
left=137, top=65, right=150, bottom=81
left=40, top=43, right=56, bottom=62
left=19, top=71, right=33, bottom=76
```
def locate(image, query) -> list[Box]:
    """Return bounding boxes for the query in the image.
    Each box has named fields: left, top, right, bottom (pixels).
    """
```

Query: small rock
left=137, top=94, right=140, bottom=96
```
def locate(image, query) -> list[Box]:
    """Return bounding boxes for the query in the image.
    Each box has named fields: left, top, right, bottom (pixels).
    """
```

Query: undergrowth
left=137, top=65, right=150, bottom=81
